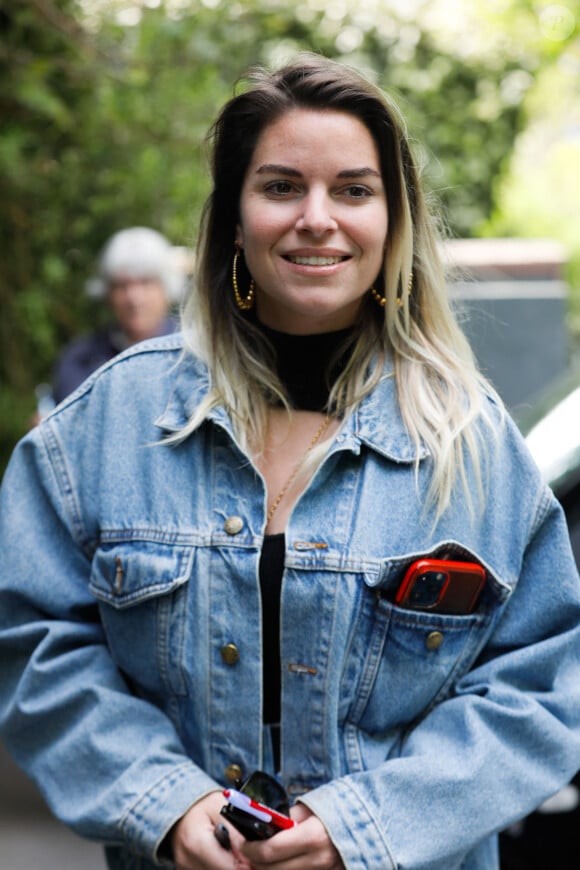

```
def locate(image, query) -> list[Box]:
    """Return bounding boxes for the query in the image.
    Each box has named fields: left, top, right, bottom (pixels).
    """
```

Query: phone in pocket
left=395, top=558, right=486, bottom=614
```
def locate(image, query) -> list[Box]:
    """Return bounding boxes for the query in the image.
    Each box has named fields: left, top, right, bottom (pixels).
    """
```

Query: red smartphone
left=220, top=788, right=297, bottom=840
left=395, top=558, right=486, bottom=614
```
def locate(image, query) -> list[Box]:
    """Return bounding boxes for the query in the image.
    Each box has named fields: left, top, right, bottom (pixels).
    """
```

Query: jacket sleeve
left=301, top=485, right=580, bottom=869
left=0, top=426, right=218, bottom=863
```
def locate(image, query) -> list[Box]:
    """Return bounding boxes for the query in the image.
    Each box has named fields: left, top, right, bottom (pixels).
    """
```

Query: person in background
left=52, top=226, right=182, bottom=405
left=2, top=55, right=580, bottom=870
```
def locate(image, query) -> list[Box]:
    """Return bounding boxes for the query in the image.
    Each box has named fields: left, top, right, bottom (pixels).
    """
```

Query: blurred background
left=1, top=0, right=579, bottom=867
left=1, top=0, right=580, bottom=469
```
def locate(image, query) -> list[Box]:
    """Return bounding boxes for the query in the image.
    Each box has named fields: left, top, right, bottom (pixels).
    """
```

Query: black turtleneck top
left=256, top=321, right=354, bottom=412
left=256, top=323, right=354, bottom=768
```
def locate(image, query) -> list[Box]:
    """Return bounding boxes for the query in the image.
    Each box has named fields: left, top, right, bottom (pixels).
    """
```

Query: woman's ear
left=235, top=224, right=244, bottom=248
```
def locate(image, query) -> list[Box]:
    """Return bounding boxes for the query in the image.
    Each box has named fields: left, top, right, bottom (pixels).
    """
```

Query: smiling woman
left=1, top=53, right=580, bottom=870
left=188, top=56, right=488, bottom=520
left=235, top=109, right=388, bottom=335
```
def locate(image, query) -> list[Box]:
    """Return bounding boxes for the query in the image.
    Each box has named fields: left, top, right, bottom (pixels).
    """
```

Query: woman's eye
left=265, top=181, right=293, bottom=196
left=344, top=184, right=372, bottom=199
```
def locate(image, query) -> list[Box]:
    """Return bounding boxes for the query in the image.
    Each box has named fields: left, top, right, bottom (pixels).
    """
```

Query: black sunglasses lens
left=241, top=771, right=290, bottom=814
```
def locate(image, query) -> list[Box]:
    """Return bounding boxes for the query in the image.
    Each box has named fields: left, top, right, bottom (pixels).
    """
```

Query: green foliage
left=482, top=48, right=580, bottom=340
left=0, top=0, right=570, bottom=470
left=0, top=0, right=102, bottom=459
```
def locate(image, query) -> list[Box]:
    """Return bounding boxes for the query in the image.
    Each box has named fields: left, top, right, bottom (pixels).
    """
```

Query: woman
left=52, top=226, right=181, bottom=405
left=1, top=55, right=580, bottom=870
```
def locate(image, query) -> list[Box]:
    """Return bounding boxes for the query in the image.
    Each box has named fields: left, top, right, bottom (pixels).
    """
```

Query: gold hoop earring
left=232, top=246, right=255, bottom=310
left=370, top=271, right=413, bottom=309
left=370, top=287, right=387, bottom=308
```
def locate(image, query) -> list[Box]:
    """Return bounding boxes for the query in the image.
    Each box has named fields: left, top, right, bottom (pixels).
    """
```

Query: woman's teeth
left=287, top=255, right=345, bottom=266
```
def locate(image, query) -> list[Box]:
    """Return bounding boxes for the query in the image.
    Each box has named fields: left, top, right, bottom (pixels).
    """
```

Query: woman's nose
left=295, top=190, right=338, bottom=236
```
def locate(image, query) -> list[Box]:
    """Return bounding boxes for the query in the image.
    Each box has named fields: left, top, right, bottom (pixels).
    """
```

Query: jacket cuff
left=298, top=777, right=396, bottom=870
left=119, top=760, right=221, bottom=864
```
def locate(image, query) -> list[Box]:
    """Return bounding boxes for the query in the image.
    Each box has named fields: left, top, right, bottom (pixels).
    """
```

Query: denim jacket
left=1, top=334, right=580, bottom=870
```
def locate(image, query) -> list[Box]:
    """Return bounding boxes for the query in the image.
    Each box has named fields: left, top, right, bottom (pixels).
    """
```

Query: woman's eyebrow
left=255, top=164, right=381, bottom=179
left=256, top=164, right=302, bottom=177
left=337, top=167, right=382, bottom=179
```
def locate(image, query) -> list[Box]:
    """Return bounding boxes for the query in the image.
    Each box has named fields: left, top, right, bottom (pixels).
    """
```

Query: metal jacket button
left=425, top=630, right=444, bottom=651
left=221, top=643, right=240, bottom=665
left=224, top=764, right=243, bottom=783
left=224, top=516, right=244, bottom=535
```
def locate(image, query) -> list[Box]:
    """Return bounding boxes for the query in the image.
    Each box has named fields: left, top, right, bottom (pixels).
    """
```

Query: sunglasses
left=218, top=770, right=296, bottom=842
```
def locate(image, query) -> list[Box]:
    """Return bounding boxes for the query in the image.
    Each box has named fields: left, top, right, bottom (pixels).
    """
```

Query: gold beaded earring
left=371, top=270, right=414, bottom=309
left=232, top=245, right=255, bottom=311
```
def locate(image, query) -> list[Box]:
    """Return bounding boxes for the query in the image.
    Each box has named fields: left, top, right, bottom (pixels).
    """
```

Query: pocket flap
left=90, top=540, right=193, bottom=609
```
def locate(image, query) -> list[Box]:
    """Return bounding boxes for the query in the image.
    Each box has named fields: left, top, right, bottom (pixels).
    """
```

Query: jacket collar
left=350, top=370, right=429, bottom=463
left=155, top=348, right=428, bottom=465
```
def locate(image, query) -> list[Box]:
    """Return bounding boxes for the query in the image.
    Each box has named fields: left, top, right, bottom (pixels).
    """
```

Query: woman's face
left=236, top=108, right=389, bottom=334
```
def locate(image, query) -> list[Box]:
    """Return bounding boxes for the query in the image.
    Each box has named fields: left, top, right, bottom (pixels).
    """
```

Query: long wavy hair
left=179, top=53, right=500, bottom=519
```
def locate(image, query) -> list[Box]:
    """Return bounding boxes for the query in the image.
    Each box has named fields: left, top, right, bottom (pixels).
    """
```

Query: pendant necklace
left=266, top=415, right=332, bottom=524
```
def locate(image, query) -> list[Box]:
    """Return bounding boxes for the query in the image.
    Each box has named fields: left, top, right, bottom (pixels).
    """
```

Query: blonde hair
left=178, top=54, right=501, bottom=520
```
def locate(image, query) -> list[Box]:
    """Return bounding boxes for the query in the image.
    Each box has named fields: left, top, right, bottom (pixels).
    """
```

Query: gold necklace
left=266, top=414, right=332, bottom=525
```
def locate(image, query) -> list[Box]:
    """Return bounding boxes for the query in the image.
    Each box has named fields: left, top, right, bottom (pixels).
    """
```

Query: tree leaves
left=0, top=0, right=572, bottom=467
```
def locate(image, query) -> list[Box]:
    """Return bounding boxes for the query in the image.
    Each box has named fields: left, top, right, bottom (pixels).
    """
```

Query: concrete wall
left=445, top=238, right=571, bottom=414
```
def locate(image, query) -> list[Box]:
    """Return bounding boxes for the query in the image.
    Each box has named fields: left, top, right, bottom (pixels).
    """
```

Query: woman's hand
left=170, top=791, right=252, bottom=870
left=240, top=803, right=344, bottom=869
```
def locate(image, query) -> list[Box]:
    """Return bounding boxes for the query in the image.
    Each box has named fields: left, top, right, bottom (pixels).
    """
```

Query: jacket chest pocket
left=347, top=599, right=484, bottom=733
left=342, top=546, right=503, bottom=735
left=89, top=540, right=194, bottom=697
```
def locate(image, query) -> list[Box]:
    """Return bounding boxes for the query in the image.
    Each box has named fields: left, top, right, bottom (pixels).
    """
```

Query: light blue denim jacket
left=1, top=334, right=580, bottom=870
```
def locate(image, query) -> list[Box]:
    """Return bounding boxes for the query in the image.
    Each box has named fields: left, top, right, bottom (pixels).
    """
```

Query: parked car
left=500, top=364, right=580, bottom=869
left=520, top=365, right=580, bottom=565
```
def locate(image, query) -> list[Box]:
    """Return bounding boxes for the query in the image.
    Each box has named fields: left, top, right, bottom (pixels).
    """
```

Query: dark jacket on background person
left=52, top=318, right=178, bottom=404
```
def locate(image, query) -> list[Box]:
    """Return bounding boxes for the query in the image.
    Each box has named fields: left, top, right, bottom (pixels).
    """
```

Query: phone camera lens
left=410, top=571, right=447, bottom=607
